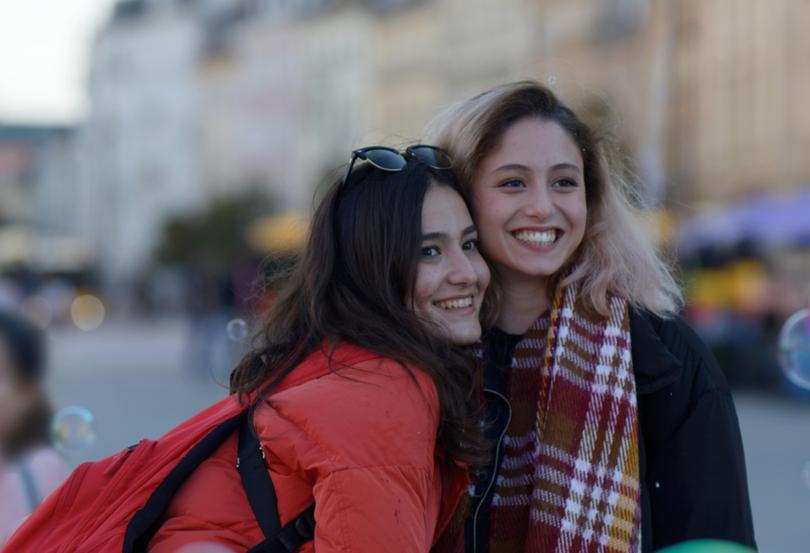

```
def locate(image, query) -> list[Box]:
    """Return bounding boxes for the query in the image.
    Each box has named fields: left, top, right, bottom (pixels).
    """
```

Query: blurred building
left=522, top=0, right=810, bottom=211
left=199, top=1, right=373, bottom=210
left=668, top=0, right=810, bottom=208
left=0, top=126, right=40, bottom=227
left=0, top=126, right=73, bottom=227
left=80, top=0, right=810, bottom=290
left=0, top=124, right=89, bottom=273
left=83, top=0, right=205, bottom=285
left=84, top=0, right=370, bottom=285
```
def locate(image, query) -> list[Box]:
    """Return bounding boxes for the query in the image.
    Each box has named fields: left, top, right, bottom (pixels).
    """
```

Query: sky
left=0, top=0, right=115, bottom=124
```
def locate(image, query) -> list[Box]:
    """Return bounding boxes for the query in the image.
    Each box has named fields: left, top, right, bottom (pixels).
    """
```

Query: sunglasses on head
left=341, top=144, right=453, bottom=187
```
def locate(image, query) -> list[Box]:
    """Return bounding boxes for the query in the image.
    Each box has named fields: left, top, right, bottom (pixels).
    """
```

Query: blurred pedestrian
left=426, top=81, right=756, bottom=553
left=0, top=310, right=66, bottom=545
left=184, top=269, right=238, bottom=380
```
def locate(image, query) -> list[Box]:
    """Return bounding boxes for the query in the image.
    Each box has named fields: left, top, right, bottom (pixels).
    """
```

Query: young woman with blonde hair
left=425, top=81, right=755, bottom=553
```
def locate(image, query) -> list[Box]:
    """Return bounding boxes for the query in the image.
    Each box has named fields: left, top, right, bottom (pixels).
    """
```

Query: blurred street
left=44, top=318, right=810, bottom=553
left=45, top=318, right=231, bottom=467
left=735, top=392, right=810, bottom=553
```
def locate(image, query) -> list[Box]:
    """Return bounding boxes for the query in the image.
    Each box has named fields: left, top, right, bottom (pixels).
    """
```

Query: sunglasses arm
left=340, top=154, right=360, bottom=187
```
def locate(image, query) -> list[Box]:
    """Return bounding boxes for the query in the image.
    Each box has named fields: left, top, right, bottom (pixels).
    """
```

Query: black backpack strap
left=123, top=411, right=247, bottom=553
left=238, top=413, right=316, bottom=553
left=244, top=505, right=316, bottom=553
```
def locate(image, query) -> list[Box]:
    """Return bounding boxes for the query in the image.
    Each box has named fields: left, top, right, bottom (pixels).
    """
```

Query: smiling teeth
left=514, top=230, right=556, bottom=245
left=436, top=297, right=473, bottom=310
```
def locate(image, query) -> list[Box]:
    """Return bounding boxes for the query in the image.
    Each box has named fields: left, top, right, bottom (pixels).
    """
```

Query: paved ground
left=44, top=318, right=810, bottom=553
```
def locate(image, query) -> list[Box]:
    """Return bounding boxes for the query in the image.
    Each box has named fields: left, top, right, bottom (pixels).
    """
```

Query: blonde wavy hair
left=423, top=80, right=682, bottom=317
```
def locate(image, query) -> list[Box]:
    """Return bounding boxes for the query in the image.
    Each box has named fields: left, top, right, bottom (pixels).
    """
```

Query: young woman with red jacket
left=144, top=146, right=491, bottom=552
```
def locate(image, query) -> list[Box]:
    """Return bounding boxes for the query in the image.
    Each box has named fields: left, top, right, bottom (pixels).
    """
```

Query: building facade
left=0, top=124, right=86, bottom=272
left=82, top=0, right=204, bottom=285
left=79, top=0, right=810, bottom=287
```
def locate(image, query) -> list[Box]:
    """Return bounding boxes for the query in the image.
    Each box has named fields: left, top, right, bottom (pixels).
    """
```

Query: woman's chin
left=441, top=321, right=483, bottom=346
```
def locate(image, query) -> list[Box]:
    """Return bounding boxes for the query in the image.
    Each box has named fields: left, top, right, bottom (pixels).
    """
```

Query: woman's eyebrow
left=422, top=225, right=476, bottom=241
left=551, top=162, right=581, bottom=173
left=492, top=163, right=531, bottom=174
left=492, top=162, right=581, bottom=174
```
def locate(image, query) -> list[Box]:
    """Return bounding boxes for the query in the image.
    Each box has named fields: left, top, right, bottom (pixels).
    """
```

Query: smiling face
left=472, top=117, right=587, bottom=288
left=412, top=184, right=490, bottom=345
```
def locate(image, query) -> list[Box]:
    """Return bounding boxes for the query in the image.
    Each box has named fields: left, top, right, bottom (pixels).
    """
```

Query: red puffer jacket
left=148, top=343, right=469, bottom=552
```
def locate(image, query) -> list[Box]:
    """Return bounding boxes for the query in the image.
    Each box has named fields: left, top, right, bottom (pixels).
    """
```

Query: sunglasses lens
left=409, top=146, right=453, bottom=169
left=363, top=148, right=407, bottom=171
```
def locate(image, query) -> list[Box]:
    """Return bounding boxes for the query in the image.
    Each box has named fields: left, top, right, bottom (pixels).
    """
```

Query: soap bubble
left=226, top=318, right=248, bottom=343
left=70, top=294, right=105, bottom=331
left=51, top=406, right=97, bottom=456
left=778, top=308, right=810, bottom=390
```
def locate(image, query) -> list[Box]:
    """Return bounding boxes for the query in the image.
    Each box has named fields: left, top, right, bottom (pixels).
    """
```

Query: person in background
left=425, top=81, right=755, bottom=553
left=0, top=310, right=66, bottom=545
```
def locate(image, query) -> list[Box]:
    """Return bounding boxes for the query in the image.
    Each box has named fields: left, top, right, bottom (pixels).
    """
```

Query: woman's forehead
left=421, top=186, right=472, bottom=233
left=481, top=118, right=583, bottom=174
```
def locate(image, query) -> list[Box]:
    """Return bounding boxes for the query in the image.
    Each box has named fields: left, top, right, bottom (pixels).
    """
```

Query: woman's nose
left=523, top=182, right=554, bottom=219
left=446, top=250, right=477, bottom=286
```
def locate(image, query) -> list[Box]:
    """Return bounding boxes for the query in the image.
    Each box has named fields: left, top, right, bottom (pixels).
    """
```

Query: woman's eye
left=498, top=178, right=525, bottom=189
left=553, top=178, right=579, bottom=188
left=462, top=239, right=479, bottom=251
left=421, top=245, right=440, bottom=257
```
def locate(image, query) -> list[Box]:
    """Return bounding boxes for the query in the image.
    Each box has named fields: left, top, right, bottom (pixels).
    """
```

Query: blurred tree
left=153, top=188, right=275, bottom=274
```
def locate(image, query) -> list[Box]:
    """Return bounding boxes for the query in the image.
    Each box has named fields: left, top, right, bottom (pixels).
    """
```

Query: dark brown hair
left=230, top=159, right=485, bottom=465
left=0, top=310, right=52, bottom=459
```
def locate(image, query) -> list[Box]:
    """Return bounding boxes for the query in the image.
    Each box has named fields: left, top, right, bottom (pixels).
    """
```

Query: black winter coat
left=632, top=310, right=756, bottom=551
left=469, top=309, right=757, bottom=552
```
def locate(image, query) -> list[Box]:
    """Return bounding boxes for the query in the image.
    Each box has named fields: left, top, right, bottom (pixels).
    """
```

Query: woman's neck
left=495, top=273, right=550, bottom=335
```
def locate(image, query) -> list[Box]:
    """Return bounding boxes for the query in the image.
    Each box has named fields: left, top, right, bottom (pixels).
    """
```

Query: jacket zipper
left=471, top=388, right=512, bottom=553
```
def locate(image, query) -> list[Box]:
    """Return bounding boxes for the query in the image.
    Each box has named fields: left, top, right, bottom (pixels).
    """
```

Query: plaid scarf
left=434, top=283, right=641, bottom=553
